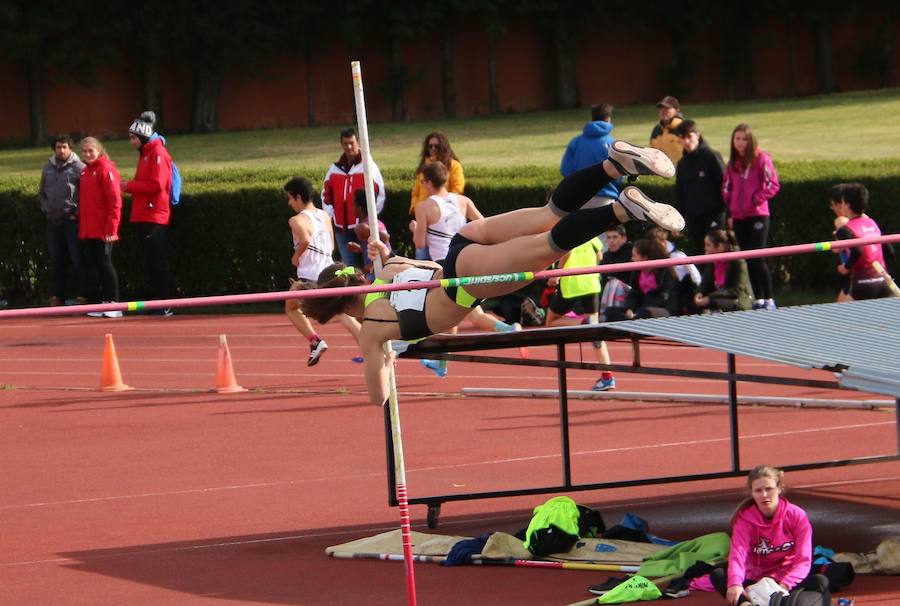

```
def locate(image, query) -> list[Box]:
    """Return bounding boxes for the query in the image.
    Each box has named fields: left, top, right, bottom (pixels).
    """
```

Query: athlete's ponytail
left=299, top=264, right=367, bottom=323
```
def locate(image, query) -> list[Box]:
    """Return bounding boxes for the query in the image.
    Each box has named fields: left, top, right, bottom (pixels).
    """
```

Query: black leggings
left=732, top=216, right=772, bottom=299
left=83, top=239, right=119, bottom=302
left=710, top=567, right=829, bottom=605
left=135, top=222, right=169, bottom=300
left=547, top=162, right=621, bottom=252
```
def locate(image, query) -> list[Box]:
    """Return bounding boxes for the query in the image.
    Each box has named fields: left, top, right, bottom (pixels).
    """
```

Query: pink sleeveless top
left=846, top=215, right=884, bottom=281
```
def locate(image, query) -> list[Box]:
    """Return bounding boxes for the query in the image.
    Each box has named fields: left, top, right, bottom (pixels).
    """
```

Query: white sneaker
left=103, top=310, right=124, bottom=318
left=307, top=339, right=328, bottom=366
left=87, top=311, right=104, bottom=318
left=608, top=140, right=676, bottom=178
left=617, top=186, right=685, bottom=233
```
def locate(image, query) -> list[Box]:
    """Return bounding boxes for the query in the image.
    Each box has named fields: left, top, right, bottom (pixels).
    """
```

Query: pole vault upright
left=350, top=60, right=418, bottom=606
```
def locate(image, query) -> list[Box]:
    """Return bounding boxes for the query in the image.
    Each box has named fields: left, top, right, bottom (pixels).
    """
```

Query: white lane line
left=2, top=421, right=892, bottom=512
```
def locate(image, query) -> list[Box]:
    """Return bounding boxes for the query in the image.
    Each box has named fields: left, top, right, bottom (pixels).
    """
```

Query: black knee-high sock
left=549, top=162, right=616, bottom=215
left=548, top=204, right=620, bottom=252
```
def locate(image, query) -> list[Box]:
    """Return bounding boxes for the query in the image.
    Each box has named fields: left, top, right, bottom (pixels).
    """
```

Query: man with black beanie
left=123, top=111, right=174, bottom=314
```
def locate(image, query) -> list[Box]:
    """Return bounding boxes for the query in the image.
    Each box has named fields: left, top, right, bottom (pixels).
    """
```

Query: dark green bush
left=1, top=160, right=897, bottom=306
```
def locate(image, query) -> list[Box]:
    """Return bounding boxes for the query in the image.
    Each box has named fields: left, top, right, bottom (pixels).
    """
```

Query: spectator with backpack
left=123, top=110, right=174, bottom=315
left=710, top=465, right=829, bottom=606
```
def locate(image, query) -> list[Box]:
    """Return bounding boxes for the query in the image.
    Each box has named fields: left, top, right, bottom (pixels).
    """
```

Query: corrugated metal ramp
left=607, top=298, right=900, bottom=398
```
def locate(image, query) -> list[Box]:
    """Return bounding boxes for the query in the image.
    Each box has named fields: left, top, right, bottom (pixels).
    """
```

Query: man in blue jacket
left=561, top=103, right=622, bottom=210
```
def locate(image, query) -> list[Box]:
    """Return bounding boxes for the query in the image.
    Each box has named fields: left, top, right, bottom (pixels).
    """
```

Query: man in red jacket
left=123, top=111, right=174, bottom=316
left=320, top=127, right=385, bottom=269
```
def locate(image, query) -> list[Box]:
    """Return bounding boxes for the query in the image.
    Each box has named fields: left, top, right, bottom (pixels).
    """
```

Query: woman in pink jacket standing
left=710, top=465, right=829, bottom=605
left=722, top=124, right=780, bottom=310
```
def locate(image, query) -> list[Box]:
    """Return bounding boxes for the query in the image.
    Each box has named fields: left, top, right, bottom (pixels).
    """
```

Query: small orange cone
left=214, top=334, right=245, bottom=393
left=100, top=333, right=132, bottom=392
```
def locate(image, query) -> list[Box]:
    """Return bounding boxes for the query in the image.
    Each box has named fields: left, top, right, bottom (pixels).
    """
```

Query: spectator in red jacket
left=321, top=127, right=386, bottom=269
left=123, top=111, right=174, bottom=315
left=78, top=137, right=123, bottom=318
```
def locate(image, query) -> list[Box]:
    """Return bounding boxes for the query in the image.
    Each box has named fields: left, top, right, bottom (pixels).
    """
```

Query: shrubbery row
left=1, top=160, right=897, bottom=305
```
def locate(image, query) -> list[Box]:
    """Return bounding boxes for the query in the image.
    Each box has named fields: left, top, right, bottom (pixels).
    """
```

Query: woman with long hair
left=409, top=131, right=465, bottom=260
left=78, top=137, right=123, bottom=318
left=301, top=142, right=683, bottom=404
left=709, top=465, right=828, bottom=606
left=603, top=237, right=679, bottom=321
left=722, top=123, right=780, bottom=310
left=693, top=228, right=753, bottom=313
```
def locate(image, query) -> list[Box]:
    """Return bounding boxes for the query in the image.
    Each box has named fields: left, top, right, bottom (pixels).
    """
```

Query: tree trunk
left=191, top=66, right=220, bottom=133
left=389, top=39, right=405, bottom=122
left=141, top=54, right=163, bottom=132
left=305, top=45, right=315, bottom=127
left=783, top=9, right=797, bottom=96
left=26, top=51, right=46, bottom=146
left=487, top=29, right=499, bottom=114
left=553, top=13, right=579, bottom=109
left=441, top=29, right=456, bottom=118
left=813, top=12, right=835, bottom=93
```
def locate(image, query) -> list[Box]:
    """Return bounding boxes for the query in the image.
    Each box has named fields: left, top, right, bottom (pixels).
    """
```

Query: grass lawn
left=1, top=88, right=899, bottom=179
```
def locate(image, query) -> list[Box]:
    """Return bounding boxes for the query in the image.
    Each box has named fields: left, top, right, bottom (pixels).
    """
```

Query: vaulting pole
left=351, top=60, right=417, bottom=606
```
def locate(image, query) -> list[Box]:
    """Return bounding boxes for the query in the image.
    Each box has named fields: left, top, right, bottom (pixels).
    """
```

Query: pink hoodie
left=726, top=497, right=813, bottom=590
left=722, top=151, right=780, bottom=220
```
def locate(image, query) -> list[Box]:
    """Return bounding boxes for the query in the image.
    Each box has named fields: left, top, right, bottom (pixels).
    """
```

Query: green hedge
left=1, top=160, right=898, bottom=306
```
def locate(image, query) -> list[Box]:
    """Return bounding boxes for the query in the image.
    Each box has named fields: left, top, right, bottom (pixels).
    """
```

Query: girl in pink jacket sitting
left=711, top=465, right=828, bottom=605
left=722, top=124, right=780, bottom=311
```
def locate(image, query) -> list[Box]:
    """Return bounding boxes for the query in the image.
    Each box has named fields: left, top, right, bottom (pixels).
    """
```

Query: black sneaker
left=588, top=576, right=627, bottom=595
left=520, top=297, right=544, bottom=327
left=149, top=308, right=174, bottom=317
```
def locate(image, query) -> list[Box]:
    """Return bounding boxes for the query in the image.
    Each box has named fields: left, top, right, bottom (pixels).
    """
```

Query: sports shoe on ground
left=617, top=186, right=685, bottom=233
left=608, top=140, right=676, bottom=178
left=751, top=300, right=766, bottom=310
left=764, top=299, right=777, bottom=311
left=592, top=376, right=616, bottom=391
left=420, top=359, right=448, bottom=378
left=89, top=302, right=124, bottom=318
left=307, top=338, right=328, bottom=366
left=520, top=297, right=544, bottom=327
left=588, top=576, right=628, bottom=595
left=663, top=587, right=690, bottom=599
left=149, top=308, right=174, bottom=317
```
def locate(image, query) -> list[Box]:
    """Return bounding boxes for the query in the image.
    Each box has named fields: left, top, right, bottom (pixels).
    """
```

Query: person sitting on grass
left=709, top=465, right=829, bottom=606
left=604, top=237, right=679, bottom=321
left=300, top=142, right=683, bottom=405
left=348, top=189, right=391, bottom=280
left=692, top=228, right=753, bottom=314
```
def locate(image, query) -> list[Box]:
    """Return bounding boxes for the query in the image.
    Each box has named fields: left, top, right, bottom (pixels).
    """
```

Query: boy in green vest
left=544, top=237, right=616, bottom=391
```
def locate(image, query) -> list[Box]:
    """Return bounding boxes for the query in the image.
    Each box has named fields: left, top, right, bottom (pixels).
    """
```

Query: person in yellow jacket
left=544, top=236, right=616, bottom=391
left=650, top=95, right=685, bottom=164
left=409, top=131, right=465, bottom=259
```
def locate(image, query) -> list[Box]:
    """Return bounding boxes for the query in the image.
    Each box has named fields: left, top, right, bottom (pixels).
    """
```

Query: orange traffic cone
left=99, top=333, right=132, bottom=392
left=214, top=334, right=245, bottom=393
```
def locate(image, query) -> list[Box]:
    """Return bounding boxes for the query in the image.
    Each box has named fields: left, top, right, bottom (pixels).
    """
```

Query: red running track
left=1, top=314, right=897, bottom=605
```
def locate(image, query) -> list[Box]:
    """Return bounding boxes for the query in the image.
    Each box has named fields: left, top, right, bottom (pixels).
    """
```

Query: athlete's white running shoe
left=608, top=141, right=676, bottom=178
left=617, top=186, right=685, bottom=233
left=307, top=338, right=328, bottom=366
